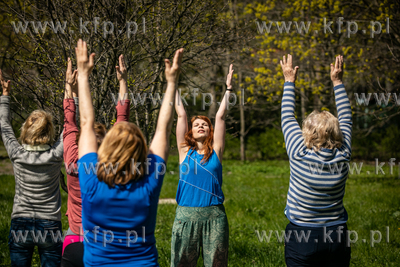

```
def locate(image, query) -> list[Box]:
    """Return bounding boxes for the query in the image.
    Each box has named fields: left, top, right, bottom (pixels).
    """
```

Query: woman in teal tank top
left=171, top=64, right=234, bottom=267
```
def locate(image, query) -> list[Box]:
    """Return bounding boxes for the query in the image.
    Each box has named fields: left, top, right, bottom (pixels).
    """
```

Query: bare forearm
left=216, top=91, right=231, bottom=119
left=175, top=90, right=187, bottom=117
left=78, top=76, right=95, bottom=127
left=64, top=84, right=73, bottom=99
left=119, top=80, right=128, bottom=100
left=157, top=82, right=176, bottom=133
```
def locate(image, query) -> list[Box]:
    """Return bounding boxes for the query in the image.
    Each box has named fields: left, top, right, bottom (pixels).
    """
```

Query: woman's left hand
left=226, top=64, right=234, bottom=90
left=0, top=69, right=11, bottom=96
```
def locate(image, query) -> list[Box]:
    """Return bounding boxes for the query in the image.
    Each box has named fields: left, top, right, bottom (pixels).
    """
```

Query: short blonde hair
left=97, top=121, right=147, bottom=187
left=20, top=110, right=55, bottom=145
left=302, top=110, right=343, bottom=151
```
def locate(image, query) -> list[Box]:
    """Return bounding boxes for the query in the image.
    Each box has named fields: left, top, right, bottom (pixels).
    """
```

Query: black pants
left=285, top=222, right=351, bottom=267
left=60, top=242, right=84, bottom=267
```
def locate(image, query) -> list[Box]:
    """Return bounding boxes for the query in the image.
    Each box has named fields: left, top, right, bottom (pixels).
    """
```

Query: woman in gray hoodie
left=0, top=69, right=64, bottom=267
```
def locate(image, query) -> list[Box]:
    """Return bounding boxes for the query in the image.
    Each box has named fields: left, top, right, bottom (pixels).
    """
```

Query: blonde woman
left=75, top=39, right=183, bottom=266
left=280, top=55, right=352, bottom=266
left=0, top=70, right=63, bottom=266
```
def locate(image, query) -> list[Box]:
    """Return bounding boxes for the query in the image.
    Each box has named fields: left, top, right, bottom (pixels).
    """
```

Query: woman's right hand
left=65, top=58, right=78, bottom=98
left=0, top=69, right=11, bottom=96
left=330, top=55, right=344, bottom=87
left=280, top=54, right=299, bottom=83
left=116, top=54, right=128, bottom=82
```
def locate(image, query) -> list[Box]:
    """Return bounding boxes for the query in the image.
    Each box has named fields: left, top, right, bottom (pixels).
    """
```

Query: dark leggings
left=60, top=242, right=84, bottom=267
left=285, top=222, right=351, bottom=267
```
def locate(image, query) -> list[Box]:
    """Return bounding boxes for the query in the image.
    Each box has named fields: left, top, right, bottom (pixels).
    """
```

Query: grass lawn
left=0, top=153, right=400, bottom=266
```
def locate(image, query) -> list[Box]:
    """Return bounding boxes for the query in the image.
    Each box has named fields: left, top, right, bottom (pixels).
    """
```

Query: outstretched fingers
left=164, top=59, right=171, bottom=71
left=72, top=70, right=78, bottom=80
left=173, top=48, right=183, bottom=70
left=294, top=66, right=299, bottom=76
left=119, top=54, right=126, bottom=70
left=67, top=57, right=73, bottom=73
left=89, top=53, right=95, bottom=67
left=172, top=49, right=180, bottom=69
left=340, top=55, right=344, bottom=70
left=335, top=55, right=339, bottom=70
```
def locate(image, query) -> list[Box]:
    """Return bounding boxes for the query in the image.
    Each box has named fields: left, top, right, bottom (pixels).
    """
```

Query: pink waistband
left=62, top=234, right=83, bottom=255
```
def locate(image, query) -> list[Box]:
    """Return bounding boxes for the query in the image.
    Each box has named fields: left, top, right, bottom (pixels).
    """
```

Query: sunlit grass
left=0, top=154, right=399, bottom=266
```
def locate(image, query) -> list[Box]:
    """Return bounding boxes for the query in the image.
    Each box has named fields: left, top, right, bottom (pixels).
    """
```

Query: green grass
left=1, top=155, right=400, bottom=266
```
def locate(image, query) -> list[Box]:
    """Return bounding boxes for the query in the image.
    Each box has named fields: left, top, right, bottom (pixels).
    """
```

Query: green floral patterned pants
left=171, top=205, right=229, bottom=267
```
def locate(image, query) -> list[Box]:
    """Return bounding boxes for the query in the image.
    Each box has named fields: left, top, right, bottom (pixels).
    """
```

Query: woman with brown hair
left=75, top=39, right=183, bottom=266
left=171, top=65, right=234, bottom=267
left=0, top=70, right=64, bottom=266
left=61, top=54, right=130, bottom=267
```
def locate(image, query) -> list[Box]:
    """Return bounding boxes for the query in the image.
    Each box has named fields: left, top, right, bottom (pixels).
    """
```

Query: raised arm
left=64, top=57, right=78, bottom=99
left=280, top=54, right=303, bottom=157
left=331, top=55, right=352, bottom=153
left=149, top=48, right=183, bottom=162
left=175, top=90, right=188, bottom=161
left=115, top=54, right=130, bottom=125
left=75, top=40, right=97, bottom=158
left=213, top=64, right=234, bottom=161
left=63, top=58, right=80, bottom=171
left=0, top=70, right=20, bottom=159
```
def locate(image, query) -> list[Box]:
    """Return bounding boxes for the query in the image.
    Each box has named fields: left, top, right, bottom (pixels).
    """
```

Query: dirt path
left=158, top=198, right=176, bottom=204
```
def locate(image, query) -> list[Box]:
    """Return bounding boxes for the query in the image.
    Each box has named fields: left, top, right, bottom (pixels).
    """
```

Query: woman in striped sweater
left=280, top=54, right=352, bottom=266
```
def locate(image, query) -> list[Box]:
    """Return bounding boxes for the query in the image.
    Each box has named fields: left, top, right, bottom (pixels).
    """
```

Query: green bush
left=223, top=133, right=241, bottom=160
left=247, top=128, right=288, bottom=160
left=352, top=124, right=400, bottom=160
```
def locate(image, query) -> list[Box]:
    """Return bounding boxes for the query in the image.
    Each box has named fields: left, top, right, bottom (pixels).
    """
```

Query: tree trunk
left=239, top=70, right=246, bottom=161
left=207, top=65, right=217, bottom=119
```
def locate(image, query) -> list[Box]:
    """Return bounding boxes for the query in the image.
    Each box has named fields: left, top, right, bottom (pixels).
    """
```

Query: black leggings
left=284, top=222, right=351, bottom=267
left=60, top=242, right=84, bottom=267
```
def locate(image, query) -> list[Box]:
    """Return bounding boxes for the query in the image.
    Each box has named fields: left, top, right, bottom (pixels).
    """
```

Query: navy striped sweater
left=281, top=82, right=352, bottom=227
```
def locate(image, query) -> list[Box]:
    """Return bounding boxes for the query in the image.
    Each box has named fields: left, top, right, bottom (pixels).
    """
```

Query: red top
left=63, top=98, right=130, bottom=235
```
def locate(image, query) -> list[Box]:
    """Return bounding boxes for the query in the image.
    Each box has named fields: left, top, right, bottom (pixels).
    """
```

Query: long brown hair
left=183, top=115, right=214, bottom=164
left=97, top=121, right=147, bottom=187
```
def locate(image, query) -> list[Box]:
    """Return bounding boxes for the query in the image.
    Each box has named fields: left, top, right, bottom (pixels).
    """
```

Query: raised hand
left=66, top=58, right=78, bottom=86
left=65, top=58, right=78, bottom=99
left=226, top=64, right=234, bottom=90
left=116, top=54, right=127, bottom=82
left=280, top=54, right=299, bottom=83
left=330, top=55, right=344, bottom=87
left=165, top=48, right=184, bottom=83
left=75, top=39, right=95, bottom=76
left=0, top=69, right=11, bottom=96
